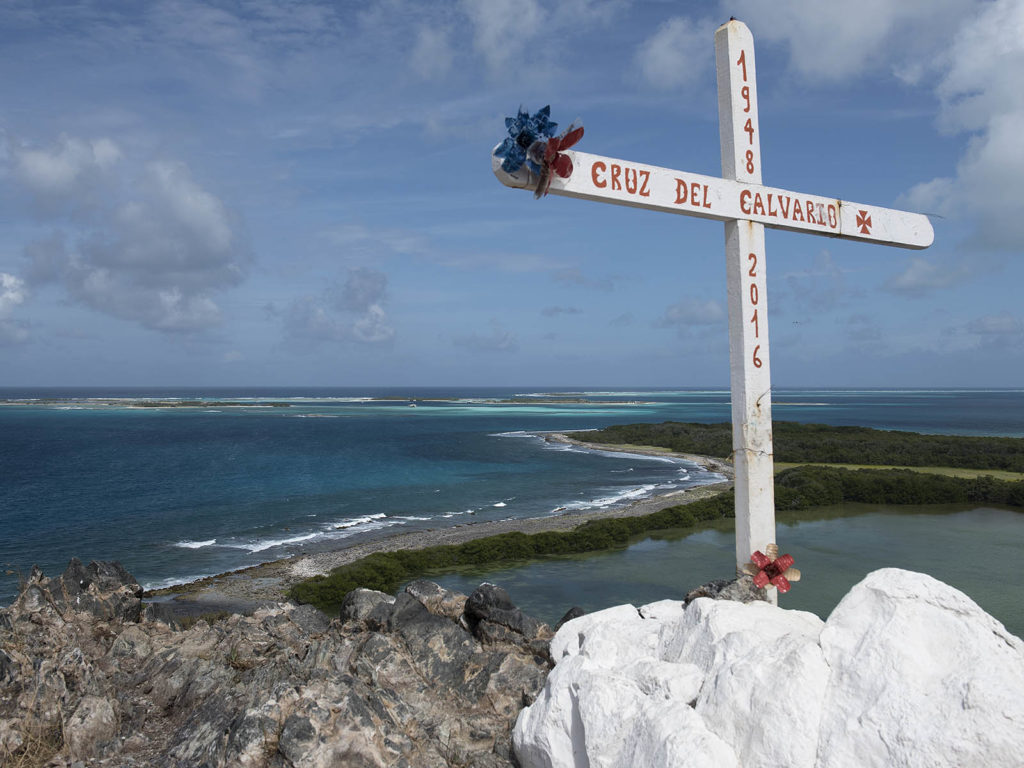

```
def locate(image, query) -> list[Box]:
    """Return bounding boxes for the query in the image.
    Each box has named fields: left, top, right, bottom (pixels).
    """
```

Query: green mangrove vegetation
left=289, top=465, right=1024, bottom=613
left=572, top=421, right=1024, bottom=472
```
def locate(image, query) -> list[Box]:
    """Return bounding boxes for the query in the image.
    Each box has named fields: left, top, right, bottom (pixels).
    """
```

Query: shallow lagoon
left=429, top=504, right=1024, bottom=638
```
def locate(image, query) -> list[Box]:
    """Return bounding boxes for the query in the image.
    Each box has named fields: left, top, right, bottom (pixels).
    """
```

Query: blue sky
left=1, top=0, right=1022, bottom=388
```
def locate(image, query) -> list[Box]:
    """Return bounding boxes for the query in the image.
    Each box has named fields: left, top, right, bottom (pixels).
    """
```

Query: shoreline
left=148, top=434, right=734, bottom=612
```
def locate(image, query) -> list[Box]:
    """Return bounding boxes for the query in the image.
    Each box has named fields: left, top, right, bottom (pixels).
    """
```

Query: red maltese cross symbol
left=856, top=209, right=873, bottom=235
left=742, top=543, right=801, bottom=593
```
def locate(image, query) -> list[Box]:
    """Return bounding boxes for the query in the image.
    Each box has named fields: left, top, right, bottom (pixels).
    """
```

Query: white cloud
left=0, top=273, right=28, bottom=315
left=900, top=0, right=1024, bottom=251
left=722, top=0, right=1024, bottom=254
left=635, top=17, right=714, bottom=90
left=15, top=136, right=121, bottom=196
left=285, top=267, right=394, bottom=344
left=0, top=272, right=29, bottom=344
left=724, top=0, right=975, bottom=82
left=460, top=0, right=545, bottom=72
left=12, top=137, right=247, bottom=333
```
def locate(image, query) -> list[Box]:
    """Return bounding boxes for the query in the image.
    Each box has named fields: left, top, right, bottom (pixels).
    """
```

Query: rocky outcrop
left=514, top=568, right=1024, bottom=768
left=0, top=562, right=552, bottom=767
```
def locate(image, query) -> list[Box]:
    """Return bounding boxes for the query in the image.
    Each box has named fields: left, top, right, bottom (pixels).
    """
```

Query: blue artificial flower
left=494, top=105, right=558, bottom=174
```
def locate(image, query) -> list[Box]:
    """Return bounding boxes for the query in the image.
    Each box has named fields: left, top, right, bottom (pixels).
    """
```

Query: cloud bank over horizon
left=0, top=0, right=1021, bottom=386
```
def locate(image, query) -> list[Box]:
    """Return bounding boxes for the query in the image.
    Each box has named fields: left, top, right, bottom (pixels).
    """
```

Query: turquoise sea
left=1, top=387, right=1022, bottom=611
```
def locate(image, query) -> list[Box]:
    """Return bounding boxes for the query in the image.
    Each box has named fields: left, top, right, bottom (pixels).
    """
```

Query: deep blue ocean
left=1, top=387, right=1022, bottom=605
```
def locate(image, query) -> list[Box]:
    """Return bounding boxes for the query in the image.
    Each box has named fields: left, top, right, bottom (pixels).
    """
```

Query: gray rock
left=53, top=558, right=143, bottom=622
left=279, top=714, right=318, bottom=766
left=289, top=603, right=331, bottom=635
left=64, top=695, right=117, bottom=761
left=0, top=565, right=553, bottom=767
left=0, top=647, right=19, bottom=686
left=684, top=575, right=767, bottom=604
left=143, top=601, right=181, bottom=627
left=465, top=583, right=546, bottom=642
left=405, top=580, right=468, bottom=623
left=0, top=717, right=24, bottom=756
left=340, top=587, right=396, bottom=627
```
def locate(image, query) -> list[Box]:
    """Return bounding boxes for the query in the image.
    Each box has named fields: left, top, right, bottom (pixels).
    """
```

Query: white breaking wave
left=174, top=539, right=216, bottom=549
left=234, top=532, right=320, bottom=553
left=552, top=483, right=661, bottom=513
left=442, top=509, right=476, bottom=518
left=493, top=502, right=507, bottom=508
left=332, top=513, right=387, bottom=530
left=142, top=573, right=221, bottom=592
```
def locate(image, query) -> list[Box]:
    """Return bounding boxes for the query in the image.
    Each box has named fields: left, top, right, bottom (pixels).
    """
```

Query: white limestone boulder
left=817, top=568, right=1024, bottom=767
left=513, top=568, right=1024, bottom=768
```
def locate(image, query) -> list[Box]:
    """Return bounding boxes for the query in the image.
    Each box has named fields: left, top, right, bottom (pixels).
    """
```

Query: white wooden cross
left=492, top=19, right=933, bottom=601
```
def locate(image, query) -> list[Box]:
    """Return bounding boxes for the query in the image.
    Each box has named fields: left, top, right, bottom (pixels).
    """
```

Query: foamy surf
left=332, top=513, right=387, bottom=530
left=174, top=539, right=217, bottom=549
left=232, top=532, right=320, bottom=553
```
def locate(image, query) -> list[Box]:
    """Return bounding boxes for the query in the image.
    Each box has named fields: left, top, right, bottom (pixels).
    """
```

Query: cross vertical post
left=716, top=20, right=777, bottom=599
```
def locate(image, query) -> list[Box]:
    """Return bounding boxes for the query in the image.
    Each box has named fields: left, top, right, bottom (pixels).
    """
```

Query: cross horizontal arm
left=493, top=148, right=934, bottom=250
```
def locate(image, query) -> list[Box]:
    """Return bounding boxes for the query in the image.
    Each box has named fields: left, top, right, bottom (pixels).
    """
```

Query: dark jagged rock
left=0, top=561, right=554, bottom=767
left=466, top=583, right=545, bottom=639
left=554, top=606, right=586, bottom=631
left=684, top=575, right=767, bottom=604
left=50, top=557, right=144, bottom=623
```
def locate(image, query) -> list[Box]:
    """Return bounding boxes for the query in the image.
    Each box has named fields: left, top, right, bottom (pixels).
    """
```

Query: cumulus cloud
left=724, top=0, right=974, bottom=82
left=655, top=297, right=726, bottom=335
left=453, top=319, right=518, bottom=352
left=635, top=17, right=715, bottom=90
left=10, top=135, right=247, bottom=333
left=902, top=0, right=1024, bottom=250
left=0, top=272, right=29, bottom=344
left=15, top=135, right=121, bottom=218
left=737, top=0, right=1024, bottom=253
left=285, top=266, right=394, bottom=344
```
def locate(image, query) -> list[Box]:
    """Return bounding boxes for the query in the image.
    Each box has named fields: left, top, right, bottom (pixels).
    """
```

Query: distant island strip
left=0, top=397, right=656, bottom=408
left=148, top=422, right=1024, bottom=616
